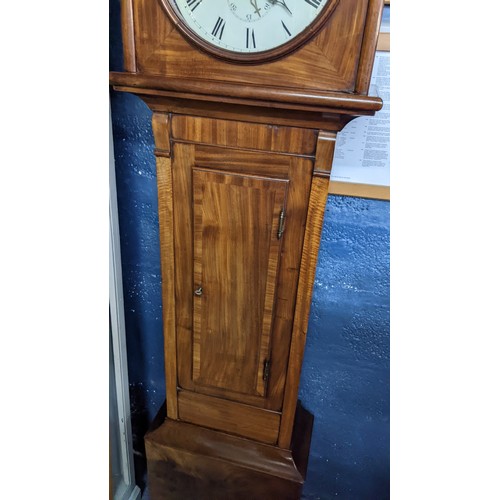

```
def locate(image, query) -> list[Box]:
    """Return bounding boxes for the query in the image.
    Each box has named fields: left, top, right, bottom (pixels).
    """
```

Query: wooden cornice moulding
left=109, top=73, right=383, bottom=116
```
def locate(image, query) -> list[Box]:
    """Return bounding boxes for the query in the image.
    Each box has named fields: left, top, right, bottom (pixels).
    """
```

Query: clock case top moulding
left=111, top=0, right=383, bottom=131
left=110, top=1, right=384, bottom=498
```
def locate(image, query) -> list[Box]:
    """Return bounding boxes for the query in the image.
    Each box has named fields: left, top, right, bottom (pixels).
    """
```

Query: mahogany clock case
left=118, top=0, right=383, bottom=95
left=110, top=0, right=384, bottom=498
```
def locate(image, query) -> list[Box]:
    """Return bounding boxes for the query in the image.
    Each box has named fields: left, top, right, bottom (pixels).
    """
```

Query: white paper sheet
left=331, top=51, right=390, bottom=187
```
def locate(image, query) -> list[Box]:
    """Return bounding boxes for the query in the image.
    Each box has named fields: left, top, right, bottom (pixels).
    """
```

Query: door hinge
left=277, top=209, right=285, bottom=240
left=263, top=359, right=271, bottom=383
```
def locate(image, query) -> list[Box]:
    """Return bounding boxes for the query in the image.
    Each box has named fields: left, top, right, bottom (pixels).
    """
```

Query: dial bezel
left=158, top=0, right=341, bottom=64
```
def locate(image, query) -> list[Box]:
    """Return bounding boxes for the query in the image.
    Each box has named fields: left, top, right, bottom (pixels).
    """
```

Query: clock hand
left=250, top=0, right=262, bottom=17
left=268, top=0, right=292, bottom=16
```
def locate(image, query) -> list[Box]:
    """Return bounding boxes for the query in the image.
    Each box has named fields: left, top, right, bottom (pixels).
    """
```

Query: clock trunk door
left=172, top=141, right=313, bottom=411
left=192, top=168, right=288, bottom=398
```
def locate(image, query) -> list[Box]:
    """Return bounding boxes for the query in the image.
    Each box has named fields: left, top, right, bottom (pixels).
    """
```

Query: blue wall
left=110, top=3, right=389, bottom=497
left=299, top=197, right=389, bottom=499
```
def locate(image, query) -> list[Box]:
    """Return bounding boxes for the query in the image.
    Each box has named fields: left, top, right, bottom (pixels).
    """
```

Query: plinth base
left=145, top=401, right=314, bottom=500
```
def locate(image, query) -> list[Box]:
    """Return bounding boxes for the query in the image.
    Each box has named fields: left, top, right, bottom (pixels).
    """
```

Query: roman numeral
left=281, top=21, right=291, bottom=37
left=246, top=28, right=256, bottom=49
left=186, top=0, right=202, bottom=11
left=305, top=0, right=322, bottom=8
left=212, top=17, right=226, bottom=39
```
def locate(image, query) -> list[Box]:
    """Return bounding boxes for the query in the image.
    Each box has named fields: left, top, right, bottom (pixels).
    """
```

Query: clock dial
left=162, top=0, right=339, bottom=62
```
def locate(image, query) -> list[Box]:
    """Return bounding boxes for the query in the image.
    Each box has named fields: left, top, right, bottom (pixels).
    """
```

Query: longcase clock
left=110, top=0, right=384, bottom=497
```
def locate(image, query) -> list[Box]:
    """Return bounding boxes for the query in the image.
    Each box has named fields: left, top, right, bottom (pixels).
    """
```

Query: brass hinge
left=277, top=209, right=285, bottom=240
left=263, top=359, right=271, bottom=383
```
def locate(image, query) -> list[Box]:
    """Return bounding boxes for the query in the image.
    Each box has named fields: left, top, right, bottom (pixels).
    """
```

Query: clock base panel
left=145, top=401, right=314, bottom=500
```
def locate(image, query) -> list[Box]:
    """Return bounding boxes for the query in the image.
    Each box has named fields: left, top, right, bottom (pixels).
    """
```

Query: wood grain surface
left=110, top=72, right=383, bottom=115
left=113, top=0, right=384, bottom=468
left=127, top=0, right=371, bottom=92
left=152, top=113, right=178, bottom=420
left=278, top=132, right=336, bottom=448
left=145, top=402, right=313, bottom=499
left=120, top=0, right=136, bottom=72
left=177, top=391, right=281, bottom=444
left=355, top=0, right=385, bottom=93
left=172, top=137, right=313, bottom=413
left=191, top=168, right=288, bottom=398
left=171, top=115, right=318, bottom=156
left=125, top=90, right=367, bottom=131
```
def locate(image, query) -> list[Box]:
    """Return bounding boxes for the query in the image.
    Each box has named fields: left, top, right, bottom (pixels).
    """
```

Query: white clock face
left=170, top=0, right=331, bottom=54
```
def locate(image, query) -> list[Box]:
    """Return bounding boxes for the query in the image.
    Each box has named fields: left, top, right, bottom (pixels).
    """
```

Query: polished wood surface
left=151, top=116, right=337, bottom=447
left=178, top=390, right=281, bottom=444
left=355, top=0, right=385, bottom=93
left=171, top=115, right=317, bottom=156
left=156, top=154, right=178, bottom=420
left=171, top=138, right=313, bottom=412
left=194, top=145, right=291, bottom=179
left=151, top=112, right=171, bottom=155
left=153, top=114, right=177, bottom=420
left=145, top=401, right=313, bottom=500
left=109, top=73, right=383, bottom=115
left=110, top=71, right=382, bottom=133
left=192, top=168, right=288, bottom=397
left=120, top=0, right=136, bottom=72
left=112, top=0, right=384, bottom=495
left=124, top=0, right=377, bottom=93
left=147, top=110, right=379, bottom=450
left=279, top=131, right=336, bottom=448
